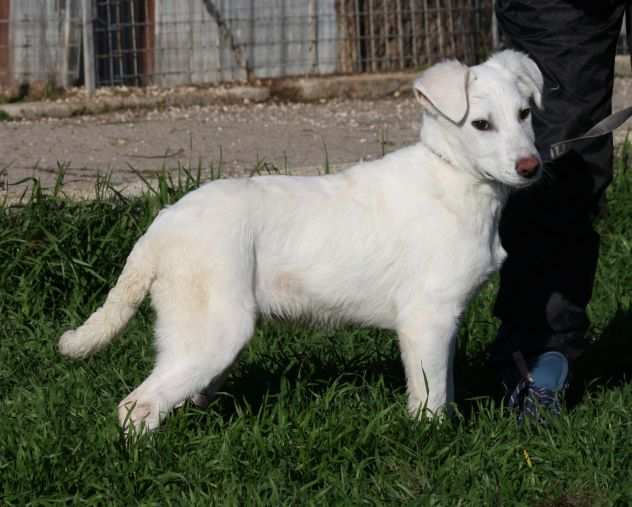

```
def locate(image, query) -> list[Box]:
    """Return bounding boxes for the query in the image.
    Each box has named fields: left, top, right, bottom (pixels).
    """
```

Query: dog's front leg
left=397, top=309, right=458, bottom=418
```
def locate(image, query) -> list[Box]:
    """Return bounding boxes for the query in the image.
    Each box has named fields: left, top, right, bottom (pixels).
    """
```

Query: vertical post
left=446, top=0, right=455, bottom=57
left=383, top=0, right=388, bottom=70
left=396, top=0, right=404, bottom=69
left=491, top=0, right=499, bottom=50
left=354, top=0, right=361, bottom=72
left=423, top=0, right=430, bottom=65
left=188, top=0, right=193, bottom=83
left=115, top=0, right=124, bottom=83
left=248, top=0, right=255, bottom=80
left=461, top=0, right=470, bottom=64
left=82, top=0, right=95, bottom=95
left=62, top=0, right=73, bottom=88
left=474, top=0, right=481, bottom=60
left=463, top=0, right=471, bottom=63
left=409, top=0, right=417, bottom=67
left=105, top=0, right=114, bottom=84
left=368, top=0, right=376, bottom=71
left=308, top=0, right=318, bottom=73
left=144, top=0, right=155, bottom=85
left=339, top=0, right=348, bottom=72
left=216, top=0, right=224, bottom=83
left=436, top=0, right=444, bottom=59
left=280, top=0, right=287, bottom=77
left=460, top=0, right=465, bottom=58
left=130, top=0, right=139, bottom=85
left=0, top=0, right=9, bottom=87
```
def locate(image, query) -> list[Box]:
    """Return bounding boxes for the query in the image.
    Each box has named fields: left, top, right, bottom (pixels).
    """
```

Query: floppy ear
left=413, top=60, right=470, bottom=124
left=486, top=49, right=544, bottom=108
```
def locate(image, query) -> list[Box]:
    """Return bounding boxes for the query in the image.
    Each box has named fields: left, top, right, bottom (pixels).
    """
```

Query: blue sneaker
left=508, top=351, right=569, bottom=423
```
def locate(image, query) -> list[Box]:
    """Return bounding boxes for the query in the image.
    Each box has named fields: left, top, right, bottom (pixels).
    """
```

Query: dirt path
left=4, top=80, right=632, bottom=200
left=2, top=96, right=421, bottom=199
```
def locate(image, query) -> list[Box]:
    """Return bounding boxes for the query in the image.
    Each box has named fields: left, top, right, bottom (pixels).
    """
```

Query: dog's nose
left=515, top=156, right=540, bottom=179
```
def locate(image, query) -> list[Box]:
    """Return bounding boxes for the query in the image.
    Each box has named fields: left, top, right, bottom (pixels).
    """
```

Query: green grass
left=1, top=153, right=631, bottom=506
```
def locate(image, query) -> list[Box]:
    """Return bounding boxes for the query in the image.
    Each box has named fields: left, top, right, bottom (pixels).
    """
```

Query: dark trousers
left=489, top=0, right=628, bottom=364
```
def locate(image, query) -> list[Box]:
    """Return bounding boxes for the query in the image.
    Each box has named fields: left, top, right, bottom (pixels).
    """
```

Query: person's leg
left=490, top=1, right=626, bottom=372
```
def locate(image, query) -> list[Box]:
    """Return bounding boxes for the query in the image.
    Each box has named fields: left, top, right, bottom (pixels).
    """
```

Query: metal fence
left=0, top=0, right=496, bottom=91
left=0, top=0, right=83, bottom=88
left=93, top=0, right=154, bottom=86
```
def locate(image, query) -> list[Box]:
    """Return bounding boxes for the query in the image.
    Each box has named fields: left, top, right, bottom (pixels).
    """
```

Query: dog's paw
left=118, top=398, right=159, bottom=435
left=407, top=397, right=451, bottom=421
left=58, top=329, right=88, bottom=359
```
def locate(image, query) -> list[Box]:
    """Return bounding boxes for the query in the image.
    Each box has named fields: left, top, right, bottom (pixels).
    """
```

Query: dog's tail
left=58, top=236, right=155, bottom=359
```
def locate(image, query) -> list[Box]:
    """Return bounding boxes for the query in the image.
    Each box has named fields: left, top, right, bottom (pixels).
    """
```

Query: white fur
left=58, top=50, right=543, bottom=433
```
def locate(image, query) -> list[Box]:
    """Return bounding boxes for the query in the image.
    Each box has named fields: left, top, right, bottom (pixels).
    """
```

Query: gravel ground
left=3, top=76, right=632, bottom=200
left=2, top=95, right=421, bottom=199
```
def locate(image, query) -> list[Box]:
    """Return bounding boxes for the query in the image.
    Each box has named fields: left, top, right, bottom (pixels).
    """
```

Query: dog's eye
left=471, top=119, right=492, bottom=131
left=519, top=108, right=531, bottom=120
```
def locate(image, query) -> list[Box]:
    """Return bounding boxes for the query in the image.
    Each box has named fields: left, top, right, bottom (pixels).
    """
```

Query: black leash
left=549, top=105, right=632, bottom=160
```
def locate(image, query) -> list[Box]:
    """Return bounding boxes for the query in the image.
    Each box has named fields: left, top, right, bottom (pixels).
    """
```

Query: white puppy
left=59, top=50, right=543, bottom=433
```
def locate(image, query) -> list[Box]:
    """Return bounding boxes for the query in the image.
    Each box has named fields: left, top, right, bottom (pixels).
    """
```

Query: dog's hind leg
left=118, top=304, right=255, bottom=433
left=118, top=265, right=256, bottom=433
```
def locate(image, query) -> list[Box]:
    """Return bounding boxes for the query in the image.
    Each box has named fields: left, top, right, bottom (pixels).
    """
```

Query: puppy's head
left=414, top=49, right=544, bottom=188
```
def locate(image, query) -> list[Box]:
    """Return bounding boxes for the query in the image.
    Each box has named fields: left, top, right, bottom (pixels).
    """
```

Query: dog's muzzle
left=515, top=156, right=540, bottom=179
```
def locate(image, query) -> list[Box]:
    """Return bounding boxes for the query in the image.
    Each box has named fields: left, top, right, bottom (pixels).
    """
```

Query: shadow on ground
left=197, top=308, right=632, bottom=421
left=567, top=307, right=632, bottom=408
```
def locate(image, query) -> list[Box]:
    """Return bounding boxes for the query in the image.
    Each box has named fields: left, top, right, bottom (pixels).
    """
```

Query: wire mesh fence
left=93, top=0, right=154, bottom=86
left=2, top=0, right=496, bottom=91
left=87, top=0, right=497, bottom=87
left=339, top=0, right=493, bottom=73
left=0, top=0, right=83, bottom=89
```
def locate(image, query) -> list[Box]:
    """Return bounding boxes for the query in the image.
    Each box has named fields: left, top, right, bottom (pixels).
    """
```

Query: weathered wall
left=153, top=1, right=222, bottom=86
left=7, top=0, right=80, bottom=87
left=153, top=0, right=337, bottom=86
left=3, top=0, right=502, bottom=90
